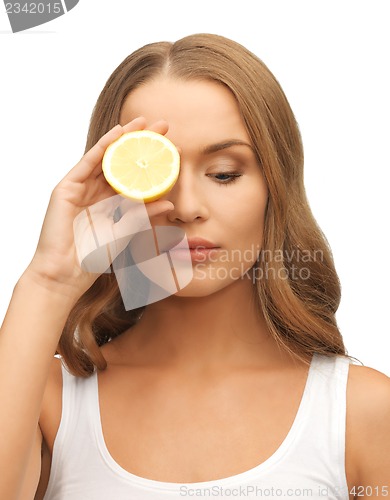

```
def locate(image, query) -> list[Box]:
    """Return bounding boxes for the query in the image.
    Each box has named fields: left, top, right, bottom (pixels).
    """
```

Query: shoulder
left=346, top=362, right=390, bottom=486
left=347, top=362, right=390, bottom=419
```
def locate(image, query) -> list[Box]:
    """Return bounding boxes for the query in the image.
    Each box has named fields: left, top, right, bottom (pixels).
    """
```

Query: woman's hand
left=25, top=117, right=174, bottom=299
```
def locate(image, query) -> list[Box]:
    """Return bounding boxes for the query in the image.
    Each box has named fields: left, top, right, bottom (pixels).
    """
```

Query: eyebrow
left=201, top=139, right=255, bottom=155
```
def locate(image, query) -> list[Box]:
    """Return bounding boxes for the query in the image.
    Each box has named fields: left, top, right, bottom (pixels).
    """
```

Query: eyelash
left=208, top=173, right=242, bottom=185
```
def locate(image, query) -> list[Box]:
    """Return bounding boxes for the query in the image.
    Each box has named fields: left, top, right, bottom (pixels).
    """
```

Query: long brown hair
left=59, top=33, right=347, bottom=377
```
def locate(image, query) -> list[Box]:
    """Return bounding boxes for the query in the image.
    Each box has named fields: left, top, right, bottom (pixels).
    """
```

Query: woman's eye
left=208, top=173, right=242, bottom=185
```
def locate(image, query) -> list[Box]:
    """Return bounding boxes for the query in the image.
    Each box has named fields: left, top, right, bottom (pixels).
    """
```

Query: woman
left=0, top=34, right=388, bottom=500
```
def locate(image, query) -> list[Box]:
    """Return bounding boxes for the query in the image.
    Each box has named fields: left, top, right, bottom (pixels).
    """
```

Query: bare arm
left=0, top=117, right=174, bottom=500
left=347, top=364, right=390, bottom=499
left=0, top=272, right=80, bottom=499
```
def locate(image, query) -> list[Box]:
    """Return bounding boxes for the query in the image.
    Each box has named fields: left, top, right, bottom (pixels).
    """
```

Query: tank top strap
left=43, top=358, right=100, bottom=499
left=59, top=359, right=98, bottom=426
left=295, top=353, right=351, bottom=497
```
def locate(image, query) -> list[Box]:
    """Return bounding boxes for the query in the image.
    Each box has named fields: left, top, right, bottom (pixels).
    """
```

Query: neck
left=123, top=277, right=283, bottom=373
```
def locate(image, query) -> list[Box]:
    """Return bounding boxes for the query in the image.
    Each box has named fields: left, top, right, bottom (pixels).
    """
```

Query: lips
left=186, top=238, right=219, bottom=250
left=171, top=237, right=220, bottom=263
left=153, top=231, right=220, bottom=261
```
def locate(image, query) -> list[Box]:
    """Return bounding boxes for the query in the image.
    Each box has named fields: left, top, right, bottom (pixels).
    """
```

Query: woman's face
left=120, top=77, right=268, bottom=297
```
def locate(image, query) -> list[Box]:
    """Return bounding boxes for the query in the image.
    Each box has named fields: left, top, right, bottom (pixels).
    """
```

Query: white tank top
left=43, top=354, right=351, bottom=500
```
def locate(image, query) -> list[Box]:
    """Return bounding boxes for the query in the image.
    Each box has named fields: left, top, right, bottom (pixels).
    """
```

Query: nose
left=164, top=164, right=209, bottom=224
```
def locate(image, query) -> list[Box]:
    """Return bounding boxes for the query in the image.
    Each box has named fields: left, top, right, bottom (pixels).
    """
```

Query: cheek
left=216, top=190, right=267, bottom=247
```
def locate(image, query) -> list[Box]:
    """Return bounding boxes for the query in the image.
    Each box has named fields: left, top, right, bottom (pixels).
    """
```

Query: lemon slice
left=102, top=130, right=180, bottom=202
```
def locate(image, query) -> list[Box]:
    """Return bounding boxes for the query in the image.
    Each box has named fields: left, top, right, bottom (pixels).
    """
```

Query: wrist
left=19, top=265, right=85, bottom=307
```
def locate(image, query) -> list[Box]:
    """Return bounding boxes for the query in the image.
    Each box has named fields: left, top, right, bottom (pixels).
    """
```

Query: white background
left=0, top=1, right=389, bottom=375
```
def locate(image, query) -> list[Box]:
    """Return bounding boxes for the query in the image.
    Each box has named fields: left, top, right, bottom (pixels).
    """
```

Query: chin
left=172, top=278, right=232, bottom=298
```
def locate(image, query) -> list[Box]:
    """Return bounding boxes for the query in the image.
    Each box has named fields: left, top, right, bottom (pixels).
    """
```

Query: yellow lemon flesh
left=102, top=130, right=180, bottom=202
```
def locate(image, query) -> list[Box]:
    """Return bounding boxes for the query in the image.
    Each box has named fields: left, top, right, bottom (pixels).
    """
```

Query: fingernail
left=160, top=202, right=174, bottom=212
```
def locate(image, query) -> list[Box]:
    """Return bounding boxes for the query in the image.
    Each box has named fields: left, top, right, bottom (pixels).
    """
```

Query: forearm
left=0, top=119, right=141, bottom=497
left=0, top=270, right=79, bottom=496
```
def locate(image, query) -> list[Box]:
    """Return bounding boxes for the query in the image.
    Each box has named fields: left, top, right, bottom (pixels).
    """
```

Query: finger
left=147, top=120, right=169, bottom=136
left=112, top=199, right=174, bottom=238
left=122, top=118, right=169, bottom=137
left=90, top=117, right=151, bottom=180
left=119, top=119, right=169, bottom=135
left=145, top=199, right=174, bottom=217
left=69, top=117, right=147, bottom=182
left=74, top=197, right=175, bottom=273
left=67, top=125, right=123, bottom=182
left=121, top=116, right=147, bottom=134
